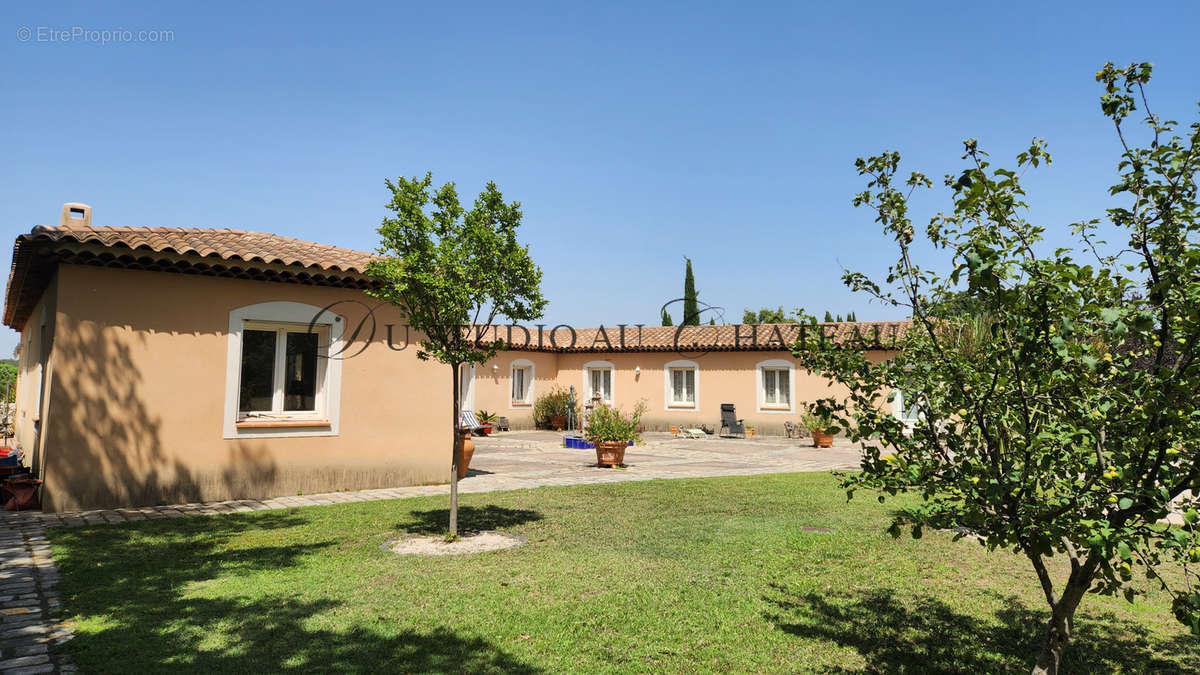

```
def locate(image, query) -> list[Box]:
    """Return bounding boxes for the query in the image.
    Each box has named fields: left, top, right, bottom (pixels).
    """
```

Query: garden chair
left=784, top=421, right=800, bottom=439
left=459, top=410, right=484, bottom=435
left=719, top=404, right=746, bottom=438
left=495, top=416, right=511, bottom=432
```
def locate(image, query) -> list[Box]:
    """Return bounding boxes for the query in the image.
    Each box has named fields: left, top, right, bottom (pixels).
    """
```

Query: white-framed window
left=224, top=302, right=343, bottom=438
left=756, top=358, right=795, bottom=413
left=510, top=358, right=535, bottom=407
left=663, top=359, right=698, bottom=410
left=892, top=389, right=922, bottom=423
left=583, top=360, right=614, bottom=404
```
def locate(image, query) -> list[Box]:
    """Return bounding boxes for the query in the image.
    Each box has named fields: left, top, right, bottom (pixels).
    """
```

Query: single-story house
left=4, top=203, right=907, bottom=512
left=465, top=323, right=906, bottom=433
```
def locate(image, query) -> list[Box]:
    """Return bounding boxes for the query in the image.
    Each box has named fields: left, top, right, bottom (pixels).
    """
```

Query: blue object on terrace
left=563, top=434, right=633, bottom=449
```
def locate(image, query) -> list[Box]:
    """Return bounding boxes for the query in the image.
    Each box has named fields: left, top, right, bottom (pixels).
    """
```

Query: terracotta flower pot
left=456, top=431, right=476, bottom=479
left=3, top=477, right=41, bottom=511
left=811, top=429, right=834, bottom=448
left=746, top=429, right=756, bottom=437
left=479, top=423, right=492, bottom=436
left=551, top=415, right=567, bottom=431
left=594, top=440, right=627, bottom=468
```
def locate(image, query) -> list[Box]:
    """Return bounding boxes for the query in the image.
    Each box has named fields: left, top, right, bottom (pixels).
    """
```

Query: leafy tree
left=0, top=362, right=15, bottom=441
left=661, top=309, right=674, bottom=326
left=683, top=257, right=700, bottom=325
left=928, top=289, right=984, bottom=319
left=823, top=311, right=834, bottom=322
left=742, top=307, right=797, bottom=324
left=0, top=363, right=15, bottom=395
left=367, top=173, right=546, bottom=535
left=794, top=63, right=1200, bottom=673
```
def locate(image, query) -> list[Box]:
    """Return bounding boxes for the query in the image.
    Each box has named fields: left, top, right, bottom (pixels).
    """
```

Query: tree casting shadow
left=51, top=511, right=541, bottom=673
left=762, top=584, right=1199, bottom=673
left=394, top=504, right=543, bottom=535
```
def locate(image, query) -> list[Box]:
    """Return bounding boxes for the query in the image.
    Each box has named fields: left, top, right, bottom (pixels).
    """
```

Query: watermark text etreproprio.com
left=16, top=25, right=174, bottom=44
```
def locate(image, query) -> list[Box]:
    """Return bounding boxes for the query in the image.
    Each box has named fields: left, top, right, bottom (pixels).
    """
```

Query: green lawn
left=50, top=474, right=1196, bottom=673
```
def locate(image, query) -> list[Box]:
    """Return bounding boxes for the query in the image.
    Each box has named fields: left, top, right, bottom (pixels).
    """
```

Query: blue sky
left=3, top=1, right=1198, bottom=355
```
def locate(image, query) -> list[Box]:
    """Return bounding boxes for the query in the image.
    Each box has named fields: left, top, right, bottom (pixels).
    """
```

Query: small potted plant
left=745, top=425, right=756, bottom=437
left=801, top=407, right=836, bottom=448
left=476, top=409, right=498, bottom=435
left=584, top=400, right=646, bottom=467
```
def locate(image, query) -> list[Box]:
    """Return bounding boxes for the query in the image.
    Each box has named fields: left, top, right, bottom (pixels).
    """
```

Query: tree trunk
left=449, top=364, right=461, bottom=536
left=1031, top=571, right=1092, bottom=674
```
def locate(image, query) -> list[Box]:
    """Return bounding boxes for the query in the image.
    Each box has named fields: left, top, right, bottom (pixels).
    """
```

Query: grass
left=49, top=473, right=1197, bottom=673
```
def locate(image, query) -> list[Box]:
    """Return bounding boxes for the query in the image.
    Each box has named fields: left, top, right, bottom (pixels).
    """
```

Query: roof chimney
left=60, top=202, right=92, bottom=228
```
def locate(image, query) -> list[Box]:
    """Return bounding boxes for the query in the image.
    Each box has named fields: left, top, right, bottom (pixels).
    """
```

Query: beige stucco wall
left=34, top=264, right=451, bottom=511
left=471, top=350, right=560, bottom=429
left=14, top=271, right=59, bottom=479
left=473, top=348, right=897, bottom=435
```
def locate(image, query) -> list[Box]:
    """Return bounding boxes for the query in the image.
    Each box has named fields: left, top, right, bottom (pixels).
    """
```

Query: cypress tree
left=661, top=309, right=674, bottom=326
left=683, top=257, right=700, bottom=325
left=823, top=311, right=834, bottom=322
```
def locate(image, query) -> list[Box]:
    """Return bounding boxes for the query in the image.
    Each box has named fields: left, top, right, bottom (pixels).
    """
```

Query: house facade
left=467, top=324, right=904, bottom=433
left=4, top=205, right=906, bottom=512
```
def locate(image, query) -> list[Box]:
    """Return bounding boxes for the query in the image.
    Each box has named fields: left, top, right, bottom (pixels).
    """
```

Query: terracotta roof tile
left=2, top=225, right=911, bottom=352
left=3, top=225, right=381, bottom=329
left=474, top=322, right=909, bottom=352
left=23, top=224, right=379, bottom=273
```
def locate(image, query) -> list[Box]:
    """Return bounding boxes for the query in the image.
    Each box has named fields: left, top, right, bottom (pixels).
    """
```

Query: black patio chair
left=719, top=404, right=746, bottom=438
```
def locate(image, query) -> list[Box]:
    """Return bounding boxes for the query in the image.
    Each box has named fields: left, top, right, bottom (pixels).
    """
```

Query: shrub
left=583, top=400, right=646, bottom=443
left=800, top=401, right=842, bottom=434
left=532, top=386, right=579, bottom=429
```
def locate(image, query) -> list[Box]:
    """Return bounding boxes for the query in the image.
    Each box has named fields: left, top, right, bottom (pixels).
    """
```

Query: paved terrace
left=0, top=431, right=861, bottom=673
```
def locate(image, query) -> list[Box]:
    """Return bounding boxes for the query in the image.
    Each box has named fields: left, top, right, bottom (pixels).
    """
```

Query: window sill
left=667, top=404, right=697, bottom=410
left=759, top=405, right=792, bottom=413
left=510, top=402, right=532, bottom=408
left=236, top=419, right=332, bottom=429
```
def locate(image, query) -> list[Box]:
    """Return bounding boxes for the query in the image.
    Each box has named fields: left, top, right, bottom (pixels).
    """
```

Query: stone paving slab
left=0, top=430, right=862, bottom=672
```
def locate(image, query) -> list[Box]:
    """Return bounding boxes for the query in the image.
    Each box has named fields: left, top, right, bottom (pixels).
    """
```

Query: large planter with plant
left=801, top=409, right=835, bottom=448
left=594, top=441, right=627, bottom=467
left=533, top=386, right=579, bottom=430
left=584, top=400, right=645, bottom=468
left=456, top=429, right=475, bottom=479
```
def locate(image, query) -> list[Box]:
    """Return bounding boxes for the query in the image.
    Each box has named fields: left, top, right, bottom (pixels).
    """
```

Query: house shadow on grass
left=762, top=584, right=1199, bottom=674
left=51, top=511, right=542, bottom=673
left=395, top=505, right=543, bottom=535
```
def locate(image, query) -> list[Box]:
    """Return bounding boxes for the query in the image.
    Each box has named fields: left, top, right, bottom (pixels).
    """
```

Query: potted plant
left=801, top=408, right=836, bottom=448
left=476, top=409, right=498, bottom=435
left=533, top=386, right=579, bottom=431
left=745, top=425, right=756, bottom=437
left=584, top=400, right=646, bottom=467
